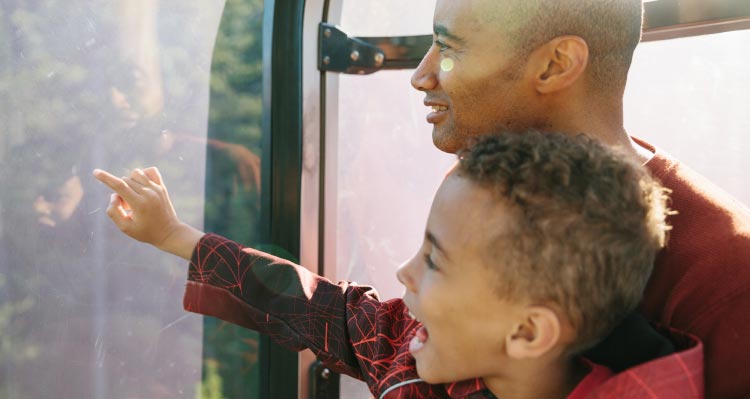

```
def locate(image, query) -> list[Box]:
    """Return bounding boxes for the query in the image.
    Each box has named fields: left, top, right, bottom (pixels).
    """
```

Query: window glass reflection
left=625, top=29, right=750, bottom=206
left=0, top=1, right=224, bottom=398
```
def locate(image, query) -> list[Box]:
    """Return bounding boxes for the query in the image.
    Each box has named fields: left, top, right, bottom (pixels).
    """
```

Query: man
left=410, top=1, right=750, bottom=397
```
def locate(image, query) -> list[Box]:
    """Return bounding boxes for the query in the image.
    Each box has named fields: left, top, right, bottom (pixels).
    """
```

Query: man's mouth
left=425, top=103, right=449, bottom=124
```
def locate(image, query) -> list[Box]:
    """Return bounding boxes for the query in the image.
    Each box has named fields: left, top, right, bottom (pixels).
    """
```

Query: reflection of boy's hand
left=93, top=167, right=180, bottom=247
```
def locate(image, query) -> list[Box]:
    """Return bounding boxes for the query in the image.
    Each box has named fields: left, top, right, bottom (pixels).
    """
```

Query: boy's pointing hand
left=92, top=167, right=203, bottom=260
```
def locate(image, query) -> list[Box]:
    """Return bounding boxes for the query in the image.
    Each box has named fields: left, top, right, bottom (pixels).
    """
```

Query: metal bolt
left=324, top=28, right=332, bottom=38
left=323, top=56, right=330, bottom=65
left=320, top=368, right=331, bottom=379
left=374, top=52, right=384, bottom=67
left=350, top=50, right=360, bottom=62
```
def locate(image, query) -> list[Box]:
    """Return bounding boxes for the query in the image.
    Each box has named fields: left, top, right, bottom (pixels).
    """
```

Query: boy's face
left=397, top=171, right=527, bottom=383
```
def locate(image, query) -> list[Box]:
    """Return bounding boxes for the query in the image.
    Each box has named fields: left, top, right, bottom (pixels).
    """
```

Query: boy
left=93, top=131, right=703, bottom=398
left=411, top=3, right=750, bottom=395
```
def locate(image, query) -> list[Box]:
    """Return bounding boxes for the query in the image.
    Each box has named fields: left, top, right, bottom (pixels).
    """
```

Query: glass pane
left=624, top=29, right=750, bottom=206
left=340, top=0, right=435, bottom=36
left=334, top=1, right=450, bottom=397
left=335, top=70, right=454, bottom=301
left=0, top=1, right=223, bottom=398
left=202, top=0, right=265, bottom=397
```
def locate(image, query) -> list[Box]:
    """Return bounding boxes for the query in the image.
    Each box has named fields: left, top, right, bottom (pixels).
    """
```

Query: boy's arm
left=92, top=167, right=418, bottom=383
left=186, top=234, right=428, bottom=391
left=185, top=233, right=387, bottom=378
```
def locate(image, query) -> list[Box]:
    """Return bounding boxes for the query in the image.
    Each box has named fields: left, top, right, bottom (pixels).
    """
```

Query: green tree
left=201, top=0, right=266, bottom=398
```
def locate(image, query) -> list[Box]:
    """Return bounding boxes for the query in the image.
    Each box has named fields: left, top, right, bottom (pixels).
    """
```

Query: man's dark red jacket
left=635, top=140, right=750, bottom=398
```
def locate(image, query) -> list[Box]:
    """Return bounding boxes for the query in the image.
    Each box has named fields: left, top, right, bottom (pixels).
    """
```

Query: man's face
left=397, top=172, right=525, bottom=383
left=411, top=0, right=540, bottom=153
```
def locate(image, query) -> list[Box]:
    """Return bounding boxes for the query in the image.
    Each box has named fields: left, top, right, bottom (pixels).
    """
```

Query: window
left=323, top=1, right=451, bottom=397
left=0, top=1, right=230, bottom=397
left=625, top=29, right=750, bottom=206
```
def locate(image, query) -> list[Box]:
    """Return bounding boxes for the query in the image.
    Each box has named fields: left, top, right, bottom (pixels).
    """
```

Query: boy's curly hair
left=458, top=131, right=670, bottom=353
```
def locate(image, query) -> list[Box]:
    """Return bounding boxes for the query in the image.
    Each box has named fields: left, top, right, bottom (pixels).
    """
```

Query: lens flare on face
left=440, top=58, right=454, bottom=73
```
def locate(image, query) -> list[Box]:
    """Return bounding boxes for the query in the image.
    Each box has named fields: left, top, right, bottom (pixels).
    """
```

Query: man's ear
left=528, top=36, right=589, bottom=94
left=506, top=306, right=562, bottom=359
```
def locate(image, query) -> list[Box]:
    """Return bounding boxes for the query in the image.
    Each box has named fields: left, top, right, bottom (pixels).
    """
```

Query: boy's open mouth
left=409, top=325, right=429, bottom=354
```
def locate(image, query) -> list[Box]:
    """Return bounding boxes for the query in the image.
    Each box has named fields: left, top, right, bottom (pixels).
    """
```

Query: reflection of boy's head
left=399, top=131, right=669, bottom=386
left=458, top=131, right=669, bottom=353
left=107, top=61, right=164, bottom=127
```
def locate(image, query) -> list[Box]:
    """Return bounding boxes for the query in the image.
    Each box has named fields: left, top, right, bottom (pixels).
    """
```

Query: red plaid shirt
left=184, top=234, right=703, bottom=398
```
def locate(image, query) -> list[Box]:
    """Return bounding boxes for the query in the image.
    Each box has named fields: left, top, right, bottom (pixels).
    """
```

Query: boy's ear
left=527, top=36, right=589, bottom=94
left=506, top=306, right=562, bottom=359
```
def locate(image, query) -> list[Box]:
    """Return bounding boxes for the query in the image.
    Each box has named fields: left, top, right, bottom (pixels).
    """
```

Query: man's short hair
left=458, top=131, right=670, bottom=353
left=505, top=0, right=643, bottom=94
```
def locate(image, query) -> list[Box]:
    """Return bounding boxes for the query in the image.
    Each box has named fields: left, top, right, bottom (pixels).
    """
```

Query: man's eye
left=434, top=39, right=450, bottom=52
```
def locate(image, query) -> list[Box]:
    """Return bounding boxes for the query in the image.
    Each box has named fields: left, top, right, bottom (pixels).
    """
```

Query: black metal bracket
left=318, top=22, right=432, bottom=75
left=318, top=23, right=386, bottom=75
left=309, top=360, right=340, bottom=399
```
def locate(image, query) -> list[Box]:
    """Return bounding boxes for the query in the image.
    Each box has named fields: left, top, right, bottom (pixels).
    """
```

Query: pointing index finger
left=142, top=167, right=164, bottom=186
left=93, top=169, right=139, bottom=203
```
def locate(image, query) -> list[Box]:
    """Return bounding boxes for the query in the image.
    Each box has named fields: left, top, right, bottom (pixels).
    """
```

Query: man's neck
left=552, top=114, right=653, bottom=165
left=546, top=94, right=650, bottom=163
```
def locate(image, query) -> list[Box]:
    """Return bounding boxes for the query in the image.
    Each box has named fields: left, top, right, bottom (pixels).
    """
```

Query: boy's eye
left=423, top=254, right=439, bottom=271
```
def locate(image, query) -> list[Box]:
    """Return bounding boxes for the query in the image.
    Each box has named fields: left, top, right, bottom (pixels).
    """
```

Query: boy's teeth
left=409, top=335, right=425, bottom=353
left=409, top=326, right=429, bottom=354
left=431, top=105, right=447, bottom=111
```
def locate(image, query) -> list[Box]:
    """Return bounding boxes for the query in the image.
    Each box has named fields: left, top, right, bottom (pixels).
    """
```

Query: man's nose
left=411, top=48, right=439, bottom=92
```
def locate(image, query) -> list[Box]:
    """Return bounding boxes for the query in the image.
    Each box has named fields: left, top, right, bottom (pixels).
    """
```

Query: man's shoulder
left=645, top=151, right=749, bottom=252
left=641, top=147, right=750, bottom=318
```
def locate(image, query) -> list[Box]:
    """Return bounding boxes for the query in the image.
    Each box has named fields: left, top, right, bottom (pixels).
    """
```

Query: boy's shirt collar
left=441, top=359, right=612, bottom=399
left=566, top=360, right=613, bottom=399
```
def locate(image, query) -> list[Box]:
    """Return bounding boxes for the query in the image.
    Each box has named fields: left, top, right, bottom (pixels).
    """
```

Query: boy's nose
left=396, top=258, right=417, bottom=293
left=411, top=49, right=439, bottom=92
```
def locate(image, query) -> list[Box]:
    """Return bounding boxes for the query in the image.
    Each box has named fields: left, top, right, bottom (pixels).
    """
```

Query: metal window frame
left=642, top=0, right=750, bottom=41
left=259, top=0, right=307, bottom=398
left=298, top=0, right=349, bottom=397
left=202, top=0, right=305, bottom=397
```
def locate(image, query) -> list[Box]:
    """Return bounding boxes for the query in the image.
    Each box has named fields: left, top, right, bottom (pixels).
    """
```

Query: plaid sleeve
left=182, top=233, right=418, bottom=384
